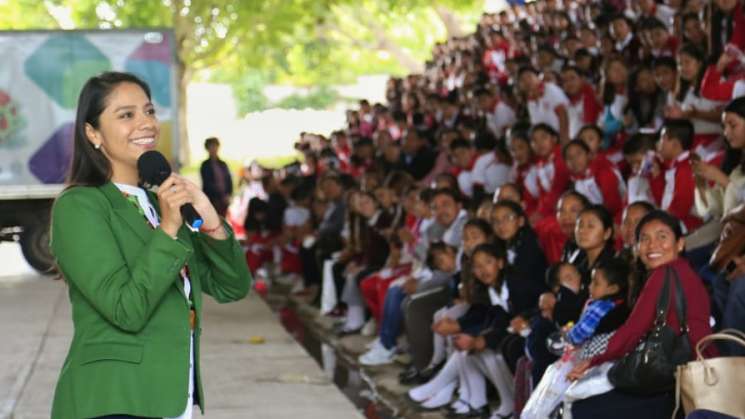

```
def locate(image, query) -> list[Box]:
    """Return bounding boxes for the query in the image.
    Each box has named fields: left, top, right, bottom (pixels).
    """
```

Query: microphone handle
left=180, top=203, right=204, bottom=230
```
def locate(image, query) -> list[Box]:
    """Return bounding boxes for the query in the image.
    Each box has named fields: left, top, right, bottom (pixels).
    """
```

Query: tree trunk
left=172, top=0, right=191, bottom=168
left=434, top=5, right=464, bottom=38
left=176, top=59, right=191, bottom=169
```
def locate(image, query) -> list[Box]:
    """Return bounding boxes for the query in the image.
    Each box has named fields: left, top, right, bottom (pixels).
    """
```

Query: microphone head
left=137, top=150, right=172, bottom=188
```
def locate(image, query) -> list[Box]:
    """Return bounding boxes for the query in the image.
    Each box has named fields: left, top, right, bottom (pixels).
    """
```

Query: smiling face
left=472, top=251, right=504, bottom=287
left=637, top=219, right=684, bottom=269
left=85, top=82, right=159, bottom=180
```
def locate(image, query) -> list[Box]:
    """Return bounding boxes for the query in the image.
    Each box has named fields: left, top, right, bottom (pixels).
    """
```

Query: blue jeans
left=718, top=273, right=745, bottom=355
left=686, top=242, right=719, bottom=286
left=380, top=285, right=407, bottom=350
left=686, top=410, right=738, bottom=419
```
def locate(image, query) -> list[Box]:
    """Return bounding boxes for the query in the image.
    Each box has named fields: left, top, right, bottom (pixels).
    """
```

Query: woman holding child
left=568, top=210, right=715, bottom=418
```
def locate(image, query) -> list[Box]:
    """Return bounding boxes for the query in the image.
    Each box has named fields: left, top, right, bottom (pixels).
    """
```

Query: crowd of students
left=227, top=0, right=745, bottom=417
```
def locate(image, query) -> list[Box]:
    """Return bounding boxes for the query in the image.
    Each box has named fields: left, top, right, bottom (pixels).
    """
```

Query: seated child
left=565, top=257, right=631, bottom=357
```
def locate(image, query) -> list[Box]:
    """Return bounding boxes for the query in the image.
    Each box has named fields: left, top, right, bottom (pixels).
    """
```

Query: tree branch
left=434, top=4, right=464, bottom=38
left=344, top=4, right=424, bottom=73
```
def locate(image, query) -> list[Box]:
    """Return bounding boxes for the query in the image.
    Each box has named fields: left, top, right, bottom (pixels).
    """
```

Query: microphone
left=137, top=150, right=204, bottom=230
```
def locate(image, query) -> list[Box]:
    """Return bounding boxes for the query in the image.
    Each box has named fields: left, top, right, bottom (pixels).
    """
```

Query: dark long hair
left=676, top=44, right=706, bottom=103
left=67, top=72, right=152, bottom=188
left=492, top=199, right=530, bottom=243
left=472, top=241, right=508, bottom=288
left=579, top=204, right=616, bottom=251
left=724, top=97, right=745, bottom=174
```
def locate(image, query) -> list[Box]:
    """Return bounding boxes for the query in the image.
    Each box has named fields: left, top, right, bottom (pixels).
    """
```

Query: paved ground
left=0, top=243, right=364, bottom=419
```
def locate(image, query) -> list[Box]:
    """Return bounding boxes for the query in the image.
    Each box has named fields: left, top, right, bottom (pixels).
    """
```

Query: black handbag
left=608, top=266, right=692, bottom=395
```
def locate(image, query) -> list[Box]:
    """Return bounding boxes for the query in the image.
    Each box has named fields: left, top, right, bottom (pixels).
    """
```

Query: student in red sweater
left=530, top=123, right=571, bottom=220
left=568, top=210, right=715, bottom=419
left=649, top=118, right=702, bottom=231
left=562, top=139, right=625, bottom=220
left=561, top=66, right=602, bottom=139
left=700, top=51, right=745, bottom=102
left=535, top=190, right=591, bottom=264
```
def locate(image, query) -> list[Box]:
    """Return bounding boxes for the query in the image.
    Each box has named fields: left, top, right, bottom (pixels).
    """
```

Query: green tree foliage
left=0, top=0, right=487, bottom=149
left=275, top=85, right=339, bottom=110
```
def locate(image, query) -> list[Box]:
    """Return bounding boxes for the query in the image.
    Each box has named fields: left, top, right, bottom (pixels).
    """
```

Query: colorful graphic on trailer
left=0, top=89, right=27, bottom=148
left=0, top=30, right=177, bottom=186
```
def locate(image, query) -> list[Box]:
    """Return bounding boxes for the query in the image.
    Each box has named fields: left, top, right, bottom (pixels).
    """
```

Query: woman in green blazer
left=50, top=72, right=251, bottom=419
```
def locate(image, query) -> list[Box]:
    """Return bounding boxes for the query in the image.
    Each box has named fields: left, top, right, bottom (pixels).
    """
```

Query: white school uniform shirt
left=472, top=152, right=512, bottom=194
left=572, top=174, right=605, bottom=205
left=527, top=82, right=570, bottom=132
left=681, top=88, right=725, bottom=135
left=488, top=282, right=510, bottom=313
left=566, top=97, right=585, bottom=140
left=457, top=169, right=475, bottom=197
left=486, top=101, right=517, bottom=139
left=662, top=151, right=691, bottom=210
left=114, top=183, right=195, bottom=419
left=734, top=81, right=745, bottom=99
left=511, top=163, right=541, bottom=200
left=627, top=175, right=655, bottom=205
left=442, top=210, right=468, bottom=248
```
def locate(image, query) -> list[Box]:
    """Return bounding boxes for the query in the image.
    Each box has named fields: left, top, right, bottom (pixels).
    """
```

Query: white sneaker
left=450, top=400, right=469, bottom=414
left=358, top=343, right=396, bottom=366
left=420, top=381, right=457, bottom=409
left=488, top=411, right=514, bottom=419
left=365, top=337, right=382, bottom=350
left=361, top=318, right=377, bottom=337
left=407, top=385, right=430, bottom=403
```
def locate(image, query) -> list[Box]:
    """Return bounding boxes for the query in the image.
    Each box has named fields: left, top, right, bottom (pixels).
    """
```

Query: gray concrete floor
left=0, top=243, right=364, bottom=419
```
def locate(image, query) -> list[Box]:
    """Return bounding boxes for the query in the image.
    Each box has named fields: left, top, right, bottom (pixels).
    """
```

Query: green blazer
left=49, top=182, right=251, bottom=419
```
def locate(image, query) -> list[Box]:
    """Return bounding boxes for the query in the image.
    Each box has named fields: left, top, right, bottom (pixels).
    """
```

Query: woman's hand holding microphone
left=157, top=174, right=227, bottom=240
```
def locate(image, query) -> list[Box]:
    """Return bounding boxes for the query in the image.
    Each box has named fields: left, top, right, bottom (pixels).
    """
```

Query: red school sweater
left=590, top=258, right=716, bottom=367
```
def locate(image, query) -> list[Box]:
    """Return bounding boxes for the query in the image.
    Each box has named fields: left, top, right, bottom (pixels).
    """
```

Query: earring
left=94, top=143, right=101, bottom=150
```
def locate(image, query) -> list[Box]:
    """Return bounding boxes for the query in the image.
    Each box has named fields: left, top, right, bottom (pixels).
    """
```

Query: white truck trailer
left=0, top=29, right=180, bottom=273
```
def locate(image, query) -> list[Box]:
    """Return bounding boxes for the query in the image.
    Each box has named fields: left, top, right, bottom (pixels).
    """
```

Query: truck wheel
left=20, top=218, right=55, bottom=275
